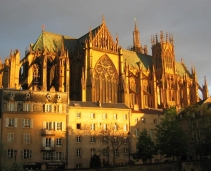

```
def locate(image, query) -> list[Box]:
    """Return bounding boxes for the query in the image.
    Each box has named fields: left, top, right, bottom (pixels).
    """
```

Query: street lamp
left=127, top=132, right=130, bottom=164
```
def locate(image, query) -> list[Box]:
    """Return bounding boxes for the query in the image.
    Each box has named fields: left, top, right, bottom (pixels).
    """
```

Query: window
left=103, top=113, right=107, bottom=119
left=114, top=137, right=117, bottom=143
left=21, top=149, right=32, bottom=159
left=76, top=149, right=81, bottom=157
left=55, top=152, right=63, bottom=160
left=43, top=122, right=65, bottom=131
left=76, top=136, right=81, bottom=142
left=103, top=124, right=107, bottom=131
left=76, top=164, right=81, bottom=168
left=43, top=122, right=54, bottom=130
left=103, top=148, right=108, bottom=156
left=90, top=113, right=95, bottom=119
left=103, top=136, right=107, bottom=143
left=56, top=138, right=62, bottom=146
left=24, top=103, right=30, bottom=112
left=124, top=137, right=128, bottom=144
left=45, top=104, right=52, bottom=112
left=113, top=114, right=117, bottom=120
left=135, top=118, right=138, bottom=123
left=150, top=129, right=154, bottom=139
left=23, top=134, right=30, bottom=143
left=114, top=124, right=118, bottom=131
left=114, top=149, right=118, bottom=156
left=124, top=148, right=128, bottom=156
left=46, top=138, right=51, bottom=147
left=43, top=152, right=64, bottom=161
left=76, top=123, right=81, bottom=130
left=91, top=136, right=95, bottom=143
left=91, top=123, right=95, bottom=130
left=153, top=119, right=157, bottom=124
left=5, top=118, right=18, bottom=127
left=21, top=118, right=33, bottom=128
left=124, top=114, right=127, bottom=120
left=58, top=104, right=63, bottom=113
left=77, top=113, right=81, bottom=118
left=56, top=122, right=62, bottom=130
left=123, top=124, right=127, bottom=131
left=91, top=148, right=95, bottom=156
left=7, top=133, right=14, bottom=143
left=7, top=149, right=14, bottom=159
left=42, top=137, right=54, bottom=147
left=9, top=102, right=15, bottom=111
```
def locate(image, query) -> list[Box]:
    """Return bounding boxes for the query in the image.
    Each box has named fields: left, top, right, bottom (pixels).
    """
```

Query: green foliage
left=133, top=129, right=156, bottom=163
left=155, top=107, right=187, bottom=161
left=90, top=154, right=101, bottom=168
left=184, top=103, right=211, bottom=158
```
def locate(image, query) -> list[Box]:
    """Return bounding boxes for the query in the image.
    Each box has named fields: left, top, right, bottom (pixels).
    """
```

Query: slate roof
left=32, top=31, right=77, bottom=52
left=70, top=101, right=130, bottom=109
left=175, top=62, right=191, bottom=78
left=132, top=108, right=164, bottom=115
left=122, top=49, right=152, bottom=70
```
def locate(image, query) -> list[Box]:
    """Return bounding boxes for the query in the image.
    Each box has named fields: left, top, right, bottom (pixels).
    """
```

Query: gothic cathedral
left=0, top=17, right=209, bottom=110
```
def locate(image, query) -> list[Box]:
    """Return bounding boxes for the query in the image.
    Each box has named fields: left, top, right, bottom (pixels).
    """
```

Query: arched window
left=93, top=55, right=118, bottom=103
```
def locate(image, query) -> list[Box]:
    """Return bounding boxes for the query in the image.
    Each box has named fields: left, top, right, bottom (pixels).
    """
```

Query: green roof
left=32, top=31, right=76, bottom=52
left=122, top=49, right=152, bottom=70
left=175, top=62, right=191, bottom=78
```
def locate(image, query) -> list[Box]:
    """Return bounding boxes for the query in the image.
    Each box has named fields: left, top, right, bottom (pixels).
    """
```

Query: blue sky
left=0, top=0, right=210, bottom=96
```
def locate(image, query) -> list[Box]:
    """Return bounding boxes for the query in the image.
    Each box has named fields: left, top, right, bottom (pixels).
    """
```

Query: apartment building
left=0, top=89, right=68, bottom=170
left=130, top=105, right=164, bottom=164
left=68, top=101, right=131, bottom=168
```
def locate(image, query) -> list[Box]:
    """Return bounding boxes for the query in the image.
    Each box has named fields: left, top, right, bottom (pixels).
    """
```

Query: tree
left=100, top=123, right=128, bottom=165
left=133, top=128, right=156, bottom=163
left=183, top=103, right=211, bottom=158
left=155, top=107, right=187, bottom=161
left=90, top=154, right=101, bottom=168
left=0, top=141, right=23, bottom=171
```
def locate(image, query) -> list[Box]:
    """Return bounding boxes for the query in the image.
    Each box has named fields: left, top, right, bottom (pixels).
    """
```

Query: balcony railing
left=42, top=129, right=55, bottom=136
left=41, top=147, right=55, bottom=151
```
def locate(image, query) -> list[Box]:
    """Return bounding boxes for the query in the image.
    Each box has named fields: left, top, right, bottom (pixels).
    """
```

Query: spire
left=133, top=18, right=142, bottom=53
left=156, top=33, right=158, bottom=44
left=89, top=26, right=92, bottom=42
left=166, top=32, right=168, bottom=43
left=102, top=15, right=105, bottom=25
left=160, top=31, right=164, bottom=43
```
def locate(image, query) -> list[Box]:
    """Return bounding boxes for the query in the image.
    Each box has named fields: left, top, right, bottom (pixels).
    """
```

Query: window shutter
left=21, top=118, right=25, bottom=128
left=5, top=118, right=9, bottom=127
left=30, top=119, right=33, bottom=128
left=62, top=122, right=66, bottom=131
left=51, top=138, right=54, bottom=147
left=14, top=102, right=17, bottom=111
left=14, top=118, right=18, bottom=127
left=54, top=122, right=57, bottom=130
left=42, top=137, right=46, bottom=147
left=43, top=121, right=46, bottom=129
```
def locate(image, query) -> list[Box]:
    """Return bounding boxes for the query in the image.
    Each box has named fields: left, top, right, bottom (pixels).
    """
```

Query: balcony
left=42, top=129, right=55, bottom=136
left=41, top=147, right=55, bottom=151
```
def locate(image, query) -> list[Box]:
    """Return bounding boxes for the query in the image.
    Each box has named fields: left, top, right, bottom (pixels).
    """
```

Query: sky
left=0, top=0, right=210, bottom=97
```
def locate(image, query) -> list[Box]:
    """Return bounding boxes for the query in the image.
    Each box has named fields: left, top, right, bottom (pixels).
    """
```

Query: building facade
left=0, top=89, right=68, bottom=170
left=0, top=16, right=209, bottom=169
left=68, top=101, right=130, bottom=168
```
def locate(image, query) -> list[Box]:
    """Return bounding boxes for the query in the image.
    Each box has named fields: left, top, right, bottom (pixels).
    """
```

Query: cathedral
left=0, top=16, right=209, bottom=109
